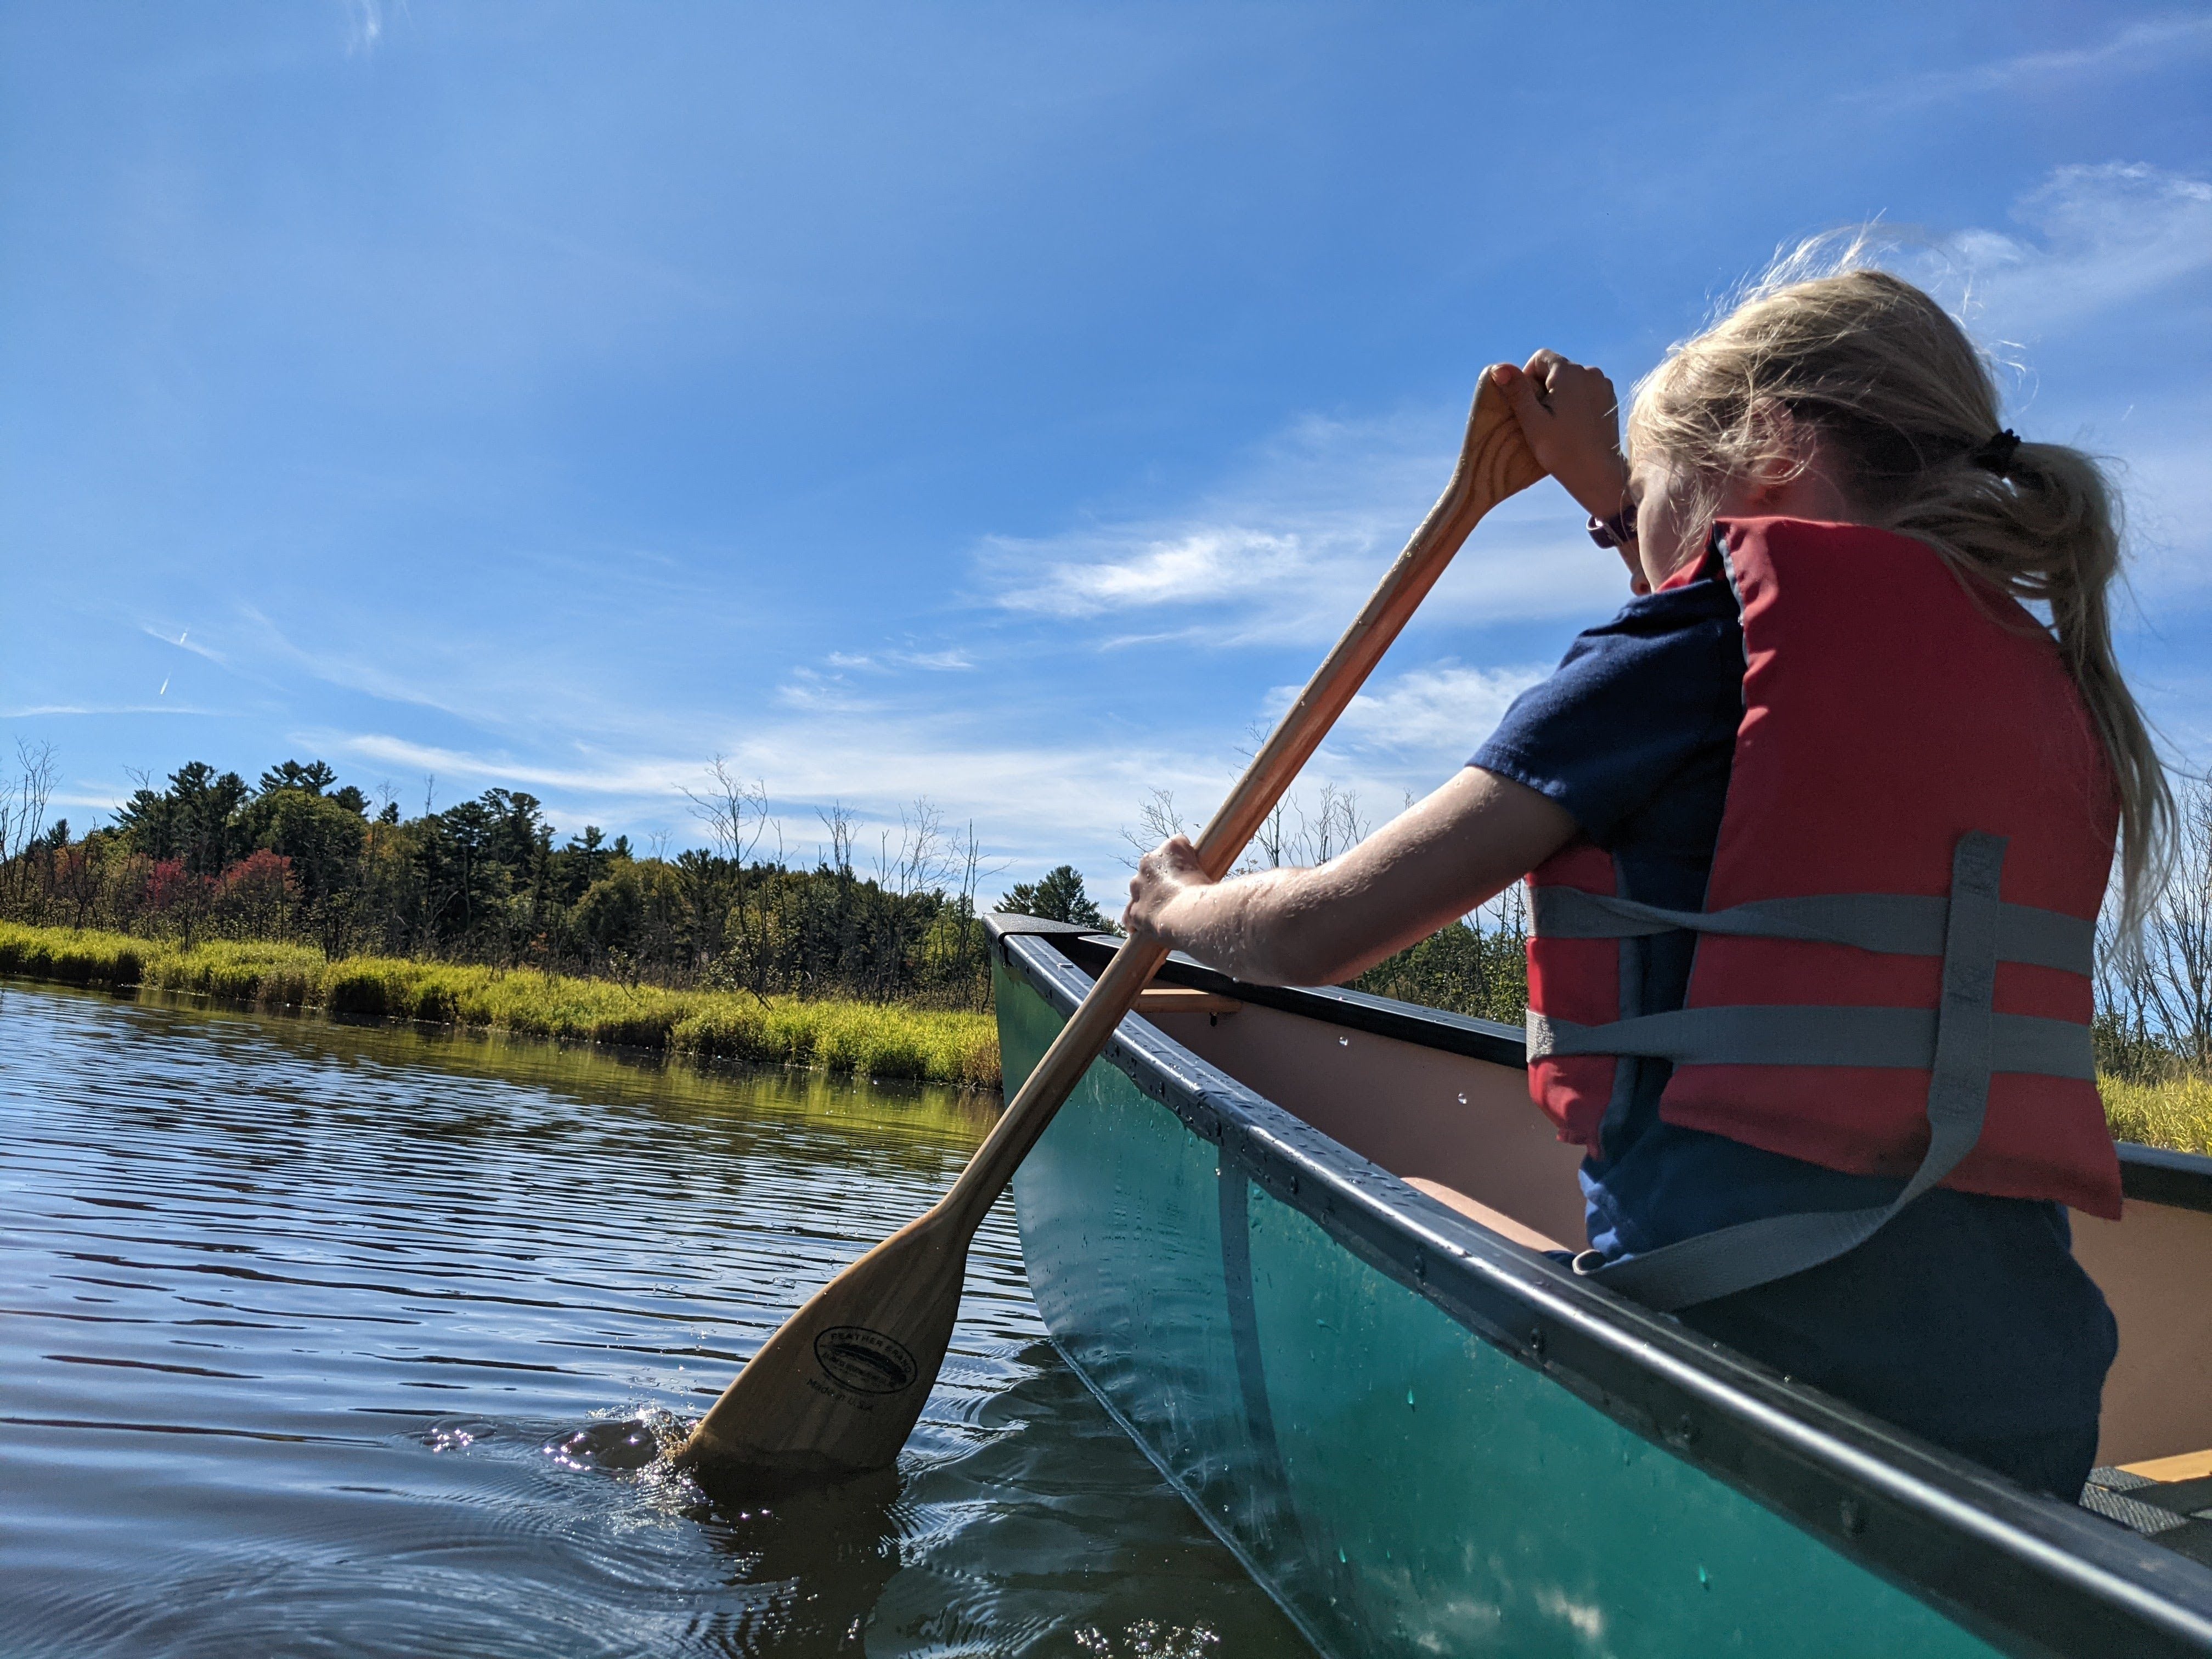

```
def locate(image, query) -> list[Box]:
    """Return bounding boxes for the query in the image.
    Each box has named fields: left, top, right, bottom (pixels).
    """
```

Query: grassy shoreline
left=0, top=922, right=1000, bottom=1091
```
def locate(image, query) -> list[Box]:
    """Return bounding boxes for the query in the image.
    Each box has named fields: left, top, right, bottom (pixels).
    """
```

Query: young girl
left=1121, top=252, right=2171, bottom=1502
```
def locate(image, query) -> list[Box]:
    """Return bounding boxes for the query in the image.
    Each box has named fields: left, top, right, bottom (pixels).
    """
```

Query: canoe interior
left=988, top=918, right=2212, bottom=1659
left=1124, top=952, right=2212, bottom=1471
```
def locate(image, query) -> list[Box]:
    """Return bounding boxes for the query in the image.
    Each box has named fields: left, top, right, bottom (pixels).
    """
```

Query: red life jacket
left=1523, top=517, right=2122, bottom=1220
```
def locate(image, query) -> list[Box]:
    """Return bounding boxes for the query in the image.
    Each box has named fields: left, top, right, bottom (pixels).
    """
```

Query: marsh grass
left=2101, top=1073, right=2212, bottom=1158
left=0, top=922, right=999, bottom=1091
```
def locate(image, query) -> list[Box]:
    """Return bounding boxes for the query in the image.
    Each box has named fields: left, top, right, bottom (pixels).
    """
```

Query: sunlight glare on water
left=0, top=982, right=1308, bottom=1657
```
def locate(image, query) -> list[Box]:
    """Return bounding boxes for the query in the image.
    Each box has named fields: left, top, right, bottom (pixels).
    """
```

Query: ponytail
left=1894, top=432, right=2171, bottom=939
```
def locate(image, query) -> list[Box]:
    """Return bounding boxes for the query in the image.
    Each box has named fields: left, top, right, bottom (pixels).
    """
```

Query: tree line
left=0, top=747, right=1017, bottom=1009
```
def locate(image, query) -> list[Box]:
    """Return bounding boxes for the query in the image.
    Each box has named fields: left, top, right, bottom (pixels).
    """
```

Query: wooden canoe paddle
left=676, top=369, right=1543, bottom=1488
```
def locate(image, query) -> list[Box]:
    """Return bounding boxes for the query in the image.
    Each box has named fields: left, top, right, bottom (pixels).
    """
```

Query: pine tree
left=996, top=864, right=1105, bottom=927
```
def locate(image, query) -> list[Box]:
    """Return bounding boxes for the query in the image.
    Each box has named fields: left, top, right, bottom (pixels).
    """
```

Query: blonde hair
left=1626, top=236, right=2172, bottom=937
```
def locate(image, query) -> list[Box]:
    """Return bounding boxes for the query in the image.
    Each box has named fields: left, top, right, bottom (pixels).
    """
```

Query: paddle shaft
left=678, top=374, right=1538, bottom=1483
left=939, top=393, right=1531, bottom=1234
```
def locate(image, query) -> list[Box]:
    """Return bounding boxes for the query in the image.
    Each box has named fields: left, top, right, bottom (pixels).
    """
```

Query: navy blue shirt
left=1471, top=567, right=1909, bottom=1255
left=1469, top=563, right=2115, bottom=1482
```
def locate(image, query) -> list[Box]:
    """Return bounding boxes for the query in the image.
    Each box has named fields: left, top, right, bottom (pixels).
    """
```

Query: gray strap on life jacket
left=1528, top=885, right=2092, bottom=974
left=1529, top=1004, right=2093, bottom=1079
left=1566, top=831, right=2011, bottom=1313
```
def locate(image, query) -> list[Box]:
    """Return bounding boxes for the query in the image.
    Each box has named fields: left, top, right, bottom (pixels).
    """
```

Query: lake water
left=0, top=981, right=1308, bottom=1657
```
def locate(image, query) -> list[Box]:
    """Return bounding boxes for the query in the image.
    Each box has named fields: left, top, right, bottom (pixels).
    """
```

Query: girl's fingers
left=1496, top=356, right=1630, bottom=511
left=1522, top=349, right=1568, bottom=410
left=1500, top=355, right=1600, bottom=436
left=1498, top=365, right=1555, bottom=435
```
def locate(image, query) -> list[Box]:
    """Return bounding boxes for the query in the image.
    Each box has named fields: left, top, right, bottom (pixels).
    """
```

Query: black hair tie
left=1968, top=428, right=2022, bottom=473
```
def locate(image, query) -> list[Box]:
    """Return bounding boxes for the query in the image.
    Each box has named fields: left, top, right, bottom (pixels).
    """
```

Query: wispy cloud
left=774, top=667, right=883, bottom=714
left=995, top=526, right=1317, bottom=634
left=2100, top=411, right=2212, bottom=602
left=1, top=703, right=227, bottom=719
left=1324, top=662, right=1546, bottom=759
left=1861, top=14, right=2212, bottom=107
left=232, top=604, right=548, bottom=730
left=825, top=647, right=975, bottom=673
left=52, top=789, right=133, bottom=816
left=978, top=410, right=1618, bottom=648
left=341, top=0, right=394, bottom=57
left=1910, top=163, right=2212, bottom=340
left=140, top=624, right=228, bottom=666
left=336, top=734, right=695, bottom=798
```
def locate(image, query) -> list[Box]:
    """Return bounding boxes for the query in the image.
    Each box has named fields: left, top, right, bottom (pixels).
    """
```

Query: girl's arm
left=1121, top=765, right=1577, bottom=986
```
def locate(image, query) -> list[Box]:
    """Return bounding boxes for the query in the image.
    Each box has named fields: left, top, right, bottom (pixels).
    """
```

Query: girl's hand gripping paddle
left=678, top=371, right=1543, bottom=1488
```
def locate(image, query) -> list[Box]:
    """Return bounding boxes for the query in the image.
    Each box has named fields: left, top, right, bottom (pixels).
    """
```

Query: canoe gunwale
left=2117, top=1143, right=2212, bottom=1214
left=992, top=922, right=2212, bottom=1659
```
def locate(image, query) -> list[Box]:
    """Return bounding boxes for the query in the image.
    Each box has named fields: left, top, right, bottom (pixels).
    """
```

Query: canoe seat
left=2119, top=1448, right=2212, bottom=1483
left=1404, top=1177, right=1567, bottom=1255
left=2081, top=1459, right=2212, bottom=1566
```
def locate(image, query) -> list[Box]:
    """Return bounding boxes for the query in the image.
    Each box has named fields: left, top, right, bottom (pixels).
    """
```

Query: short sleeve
left=1470, top=576, right=1744, bottom=847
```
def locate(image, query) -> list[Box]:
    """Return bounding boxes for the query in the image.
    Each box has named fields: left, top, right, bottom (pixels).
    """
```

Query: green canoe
left=986, top=915, right=2212, bottom=1658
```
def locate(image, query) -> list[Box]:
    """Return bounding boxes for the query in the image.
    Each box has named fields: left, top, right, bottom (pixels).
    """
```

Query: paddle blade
left=676, top=1205, right=969, bottom=1488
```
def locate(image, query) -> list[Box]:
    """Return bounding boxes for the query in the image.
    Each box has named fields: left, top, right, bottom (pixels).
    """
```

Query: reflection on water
left=0, top=982, right=1306, bottom=1657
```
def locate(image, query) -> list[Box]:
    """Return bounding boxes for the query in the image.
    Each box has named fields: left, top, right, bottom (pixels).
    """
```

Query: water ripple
left=0, top=982, right=1304, bottom=1656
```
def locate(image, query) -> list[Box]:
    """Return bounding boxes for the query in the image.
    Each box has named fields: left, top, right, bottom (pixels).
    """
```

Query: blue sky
left=3, top=3, right=2208, bottom=900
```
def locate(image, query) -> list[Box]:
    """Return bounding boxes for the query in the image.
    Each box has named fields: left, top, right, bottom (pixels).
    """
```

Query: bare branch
left=683, top=756, right=775, bottom=866
left=1119, top=787, right=1188, bottom=868
left=816, top=802, right=856, bottom=876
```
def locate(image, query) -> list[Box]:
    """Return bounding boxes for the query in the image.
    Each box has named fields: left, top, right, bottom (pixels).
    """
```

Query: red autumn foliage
left=143, top=858, right=193, bottom=913
left=217, top=849, right=294, bottom=902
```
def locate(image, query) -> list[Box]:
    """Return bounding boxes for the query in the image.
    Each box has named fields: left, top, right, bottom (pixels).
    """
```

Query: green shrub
left=0, top=923, right=149, bottom=989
